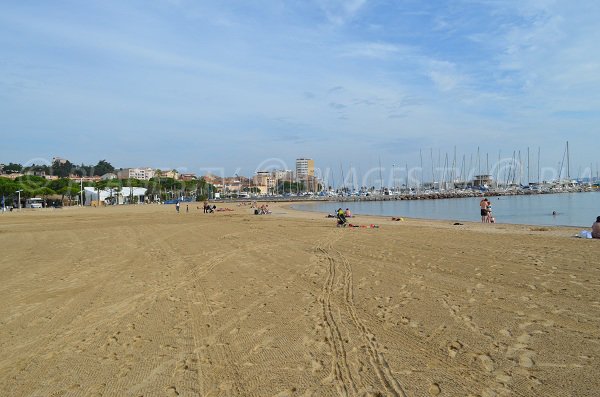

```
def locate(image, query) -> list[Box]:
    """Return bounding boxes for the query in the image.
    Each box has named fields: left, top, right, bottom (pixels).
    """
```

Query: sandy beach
left=1, top=203, right=599, bottom=397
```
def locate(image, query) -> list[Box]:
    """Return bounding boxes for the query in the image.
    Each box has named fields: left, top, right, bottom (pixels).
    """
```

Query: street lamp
left=15, top=189, right=22, bottom=210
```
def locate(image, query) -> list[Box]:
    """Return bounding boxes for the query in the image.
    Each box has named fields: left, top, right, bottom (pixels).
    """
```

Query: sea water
left=292, top=192, right=600, bottom=227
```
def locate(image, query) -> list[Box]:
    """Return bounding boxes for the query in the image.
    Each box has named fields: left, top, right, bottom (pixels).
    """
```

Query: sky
left=1, top=0, right=599, bottom=184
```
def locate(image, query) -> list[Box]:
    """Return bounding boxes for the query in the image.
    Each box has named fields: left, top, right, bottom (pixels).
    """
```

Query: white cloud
left=427, top=61, right=464, bottom=92
left=314, top=0, right=367, bottom=25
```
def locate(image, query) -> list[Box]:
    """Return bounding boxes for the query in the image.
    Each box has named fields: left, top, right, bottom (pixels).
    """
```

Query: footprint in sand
left=478, top=354, right=495, bottom=372
left=519, top=353, right=535, bottom=368
left=428, top=383, right=441, bottom=395
left=447, top=341, right=463, bottom=358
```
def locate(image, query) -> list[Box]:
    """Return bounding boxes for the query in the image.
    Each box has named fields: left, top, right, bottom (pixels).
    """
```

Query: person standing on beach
left=486, top=199, right=493, bottom=223
left=480, top=198, right=488, bottom=222
left=176, top=201, right=180, bottom=213
left=592, top=216, right=600, bottom=239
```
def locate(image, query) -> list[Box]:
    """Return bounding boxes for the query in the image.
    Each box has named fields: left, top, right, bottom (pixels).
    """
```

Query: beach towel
left=577, top=230, right=592, bottom=239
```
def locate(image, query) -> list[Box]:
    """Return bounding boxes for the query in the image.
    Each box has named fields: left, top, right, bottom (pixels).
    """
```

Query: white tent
left=83, top=187, right=147, bottom=205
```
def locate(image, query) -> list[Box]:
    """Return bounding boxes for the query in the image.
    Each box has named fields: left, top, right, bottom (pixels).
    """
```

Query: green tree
left=93, top=160, right=115, bottom=176
left=0, top=178, right=18, bottom=204
left=36, top=187, right=56, bottom=201
left=52, top=160, right=73, bottom=178
left=4, top=163, right=23, bottom=174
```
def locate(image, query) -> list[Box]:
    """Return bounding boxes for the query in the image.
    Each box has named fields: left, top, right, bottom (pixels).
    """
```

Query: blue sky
left=1, top=0, right=599, bottom=183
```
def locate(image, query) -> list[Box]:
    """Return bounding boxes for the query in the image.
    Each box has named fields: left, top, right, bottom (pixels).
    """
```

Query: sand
left=1, top=203, right=599, bottom=396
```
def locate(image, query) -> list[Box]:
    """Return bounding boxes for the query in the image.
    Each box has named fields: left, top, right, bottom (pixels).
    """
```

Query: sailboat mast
left=419, top=149, right=424, bottom=192
left=340, top=163, right=345, bottom=193
left=405, top=162, right=408, bottom=192
left=537, top=147, right=541, bottom=184
left=430, top=148, right=435, bottom=190
left=419, top=149, right=423, bottom=193
left=566, top=141, right=570, bottom=179
left=517, top=150, right=522, bottom=186
left=452, top=146, right=457, bottom=189
left=477, top=146, right=481, bottom=176
left=378, top=157, right=383, bottom=193
left=527, top=147, right=530, bottom=186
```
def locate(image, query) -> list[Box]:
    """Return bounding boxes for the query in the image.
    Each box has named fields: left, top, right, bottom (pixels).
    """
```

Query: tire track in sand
left=331, top=244, right=408, bottom=397
left=315, top=233, right=359, bottom=396
left=314, top=230, right=407, bottom=396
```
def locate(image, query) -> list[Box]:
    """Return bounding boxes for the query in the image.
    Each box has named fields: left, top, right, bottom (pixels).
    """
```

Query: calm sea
left=292, top=192, right=600, bottom=227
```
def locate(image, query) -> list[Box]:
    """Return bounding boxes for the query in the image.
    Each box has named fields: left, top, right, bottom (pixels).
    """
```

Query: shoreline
left=283, top=196, right=597, bottom=230
left=271, top=201, right=587, bottom=239
left=1, top=202, right=592, bottom=238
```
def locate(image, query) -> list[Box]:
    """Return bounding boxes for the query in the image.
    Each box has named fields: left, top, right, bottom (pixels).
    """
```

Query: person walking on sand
left=186, top=204, right=189, bottom=213
left=480, top=198, right=488, bottom=223
left=592, top=216, right=600, bottom=239
left=176, top=201, right=180, bottom=213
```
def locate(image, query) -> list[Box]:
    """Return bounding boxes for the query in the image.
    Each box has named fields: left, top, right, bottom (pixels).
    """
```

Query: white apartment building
left=116, top=167, right=156, bottom=180
left=295, top=158, right=314, bottom=179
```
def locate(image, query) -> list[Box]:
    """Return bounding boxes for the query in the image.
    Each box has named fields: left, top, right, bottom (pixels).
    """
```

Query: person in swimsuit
left=486, top=199, right=492, bottom=223
left=480, top=198, right=488, bottom=222
left=592, top=216, right=600, bottom=239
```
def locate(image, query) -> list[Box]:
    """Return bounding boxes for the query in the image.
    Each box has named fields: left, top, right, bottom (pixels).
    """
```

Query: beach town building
left=116, top=167, right=156, bottom=180
left=472, top=174, right=493, bottom=188
left=272, top=170, right=293, bottom=181
left=179, top=173, right=197, bottom=181
left=160, top=170, right=180, bottom=180
left=100, top=173, right=117, bottom=180
left=68, top=175, right=101, bottom=183
left=1, top=173, right=24, bottom=180
left=296, top=158, right=320, bottom=192
left=253, top=171, right=275, bottom=194
left=52, top=157, right=68, bottom=165
left=295, top=158, right=314, bottom=179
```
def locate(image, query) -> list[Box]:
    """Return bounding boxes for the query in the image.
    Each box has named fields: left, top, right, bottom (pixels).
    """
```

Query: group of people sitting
left=327, top=208, right=352, bottom=218
left=254, top=204, right=271, bottom=215
left=202, top=203, right=216, bottom=213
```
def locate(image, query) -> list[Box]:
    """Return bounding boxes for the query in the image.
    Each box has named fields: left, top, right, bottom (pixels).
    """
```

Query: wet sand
left=1, top=203, right=599, bottom=396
